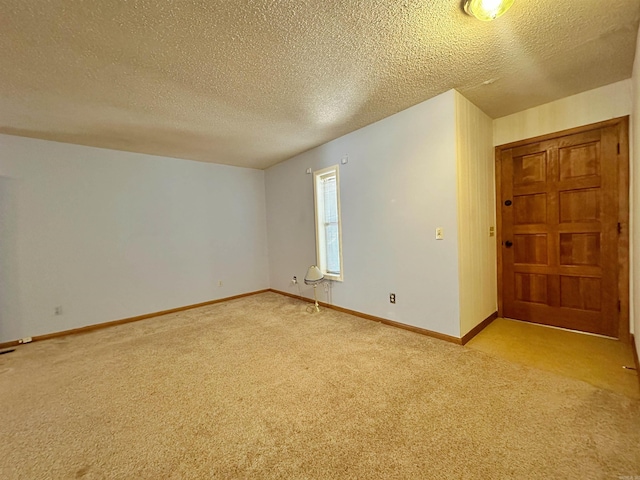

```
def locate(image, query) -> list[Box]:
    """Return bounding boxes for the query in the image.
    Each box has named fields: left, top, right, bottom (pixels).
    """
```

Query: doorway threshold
left=466, top=317, right=639, bottom=399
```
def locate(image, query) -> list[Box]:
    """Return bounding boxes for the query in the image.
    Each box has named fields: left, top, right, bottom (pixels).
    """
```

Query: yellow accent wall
left=493, top=80, right=631, bottom=147
left=455, top=92, right=497, bottom=336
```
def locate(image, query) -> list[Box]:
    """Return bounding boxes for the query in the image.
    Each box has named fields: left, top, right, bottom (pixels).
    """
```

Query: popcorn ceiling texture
left=0, top=0, right=638, bottom=169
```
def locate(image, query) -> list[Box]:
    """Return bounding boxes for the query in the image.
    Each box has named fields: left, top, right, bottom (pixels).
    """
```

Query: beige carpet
left=1, top=292, right=639, bottom=479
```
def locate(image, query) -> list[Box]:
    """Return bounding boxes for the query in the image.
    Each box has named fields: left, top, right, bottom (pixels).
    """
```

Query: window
left=313, top=165, right=343, bottom=281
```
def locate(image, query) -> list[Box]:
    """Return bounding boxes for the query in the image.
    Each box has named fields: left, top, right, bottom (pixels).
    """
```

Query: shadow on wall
left=0, top=176, right=21, bottom=342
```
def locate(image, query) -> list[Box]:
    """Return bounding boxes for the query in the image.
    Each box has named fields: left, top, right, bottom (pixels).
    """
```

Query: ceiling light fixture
left=464, top=0, right=515, bottom=21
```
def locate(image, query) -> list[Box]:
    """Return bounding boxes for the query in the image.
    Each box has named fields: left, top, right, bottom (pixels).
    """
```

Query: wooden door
left=496, top=118, right=629, bottom=339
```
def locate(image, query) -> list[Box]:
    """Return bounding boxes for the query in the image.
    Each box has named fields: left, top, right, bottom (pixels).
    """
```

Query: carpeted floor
left=1, top=292, right=639, bottom=479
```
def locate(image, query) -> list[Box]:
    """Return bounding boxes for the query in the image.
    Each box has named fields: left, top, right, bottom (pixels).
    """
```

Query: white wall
left=455, top=92, right=497, bottom=336
left=0, top=135, right=269, bottom=343
left=266, top=90, right=462, bottom=337
left=494, top=79, right=632, bottom=147
left=632, top=28, right=640, bottom=354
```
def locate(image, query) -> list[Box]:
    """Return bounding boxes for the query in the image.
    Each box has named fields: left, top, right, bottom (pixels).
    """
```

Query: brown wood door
left=497, top=118, right=629, bottom=338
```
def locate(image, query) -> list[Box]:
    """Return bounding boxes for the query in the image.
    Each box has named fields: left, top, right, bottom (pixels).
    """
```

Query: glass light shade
left=464, top=0, right=515, bottom=21
left=304, top=265, right=324, bottom=285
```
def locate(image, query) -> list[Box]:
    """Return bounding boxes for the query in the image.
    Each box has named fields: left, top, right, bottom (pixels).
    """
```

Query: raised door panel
left=515, top=273, right=548, bottom=304
left=559, top=276, right=602, bottom=312
left=559, top=233, right=600, bottom=266
left=514, top=194, right=547, bottom=225
left=513, top=152, right=547, bottom=185
left=559, top=189, right=600, bottom=223
left=514, top=234, right=548, bottom=265
left=559, top=142, right=600, bottom=181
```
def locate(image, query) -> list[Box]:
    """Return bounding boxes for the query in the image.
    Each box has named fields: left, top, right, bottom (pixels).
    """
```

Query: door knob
left=504, top=200, right=512, bottom=206
left=505, top=240, right=513, bottom=248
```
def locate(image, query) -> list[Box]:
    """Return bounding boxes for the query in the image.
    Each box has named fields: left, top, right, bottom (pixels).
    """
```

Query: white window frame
left=313, top=165, right=344, bottom=282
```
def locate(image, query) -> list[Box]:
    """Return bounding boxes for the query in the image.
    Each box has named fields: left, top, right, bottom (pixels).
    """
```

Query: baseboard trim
left=461, top=311, right=498, bottom=345
left=0, top=289, right=270, bottom=349
left=632, top=335, right=640, bottom=387
left=2, top=289, right=499, bottom=350
left=270, top=289, right=462, bottom=345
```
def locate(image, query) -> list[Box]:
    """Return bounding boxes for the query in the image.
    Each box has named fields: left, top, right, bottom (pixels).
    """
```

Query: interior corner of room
left=0, top=1, right=639, bottom=385
left=2, top=1, right=640, bottom=476
left=2, top=76, right=637, bottom=350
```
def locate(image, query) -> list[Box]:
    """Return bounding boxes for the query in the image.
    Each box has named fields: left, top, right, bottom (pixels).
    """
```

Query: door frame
left=495, top=116, right=630, bottom=342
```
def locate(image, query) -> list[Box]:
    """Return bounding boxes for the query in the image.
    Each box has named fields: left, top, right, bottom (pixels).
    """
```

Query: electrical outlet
left=489, top=226, right=495, bottom=237
left=390, top=293, right=396, bottom=304
left=18, top=337, right=32, bottom=344
left=54, top=306, right=63, bottom=315
left=291, top=276, right=298, bottom=285
left=435, top=227, right=444, bottom=240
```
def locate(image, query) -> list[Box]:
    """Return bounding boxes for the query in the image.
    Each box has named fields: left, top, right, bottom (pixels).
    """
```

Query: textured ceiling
left=0, top=1, right=638, bottom=169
